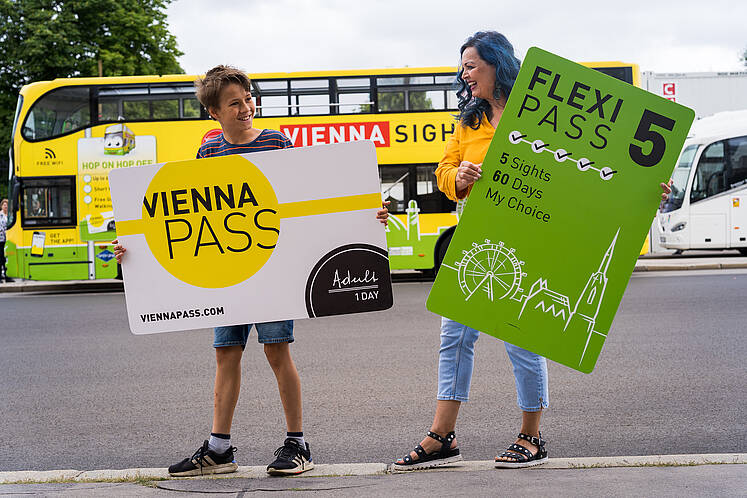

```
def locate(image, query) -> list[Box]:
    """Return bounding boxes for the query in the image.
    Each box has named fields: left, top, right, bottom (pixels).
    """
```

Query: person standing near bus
left=114, top=65, right=388, bottom=477
left=0, top=198, right=9, bottom=282
left=393, top=31, right=672, bottom=471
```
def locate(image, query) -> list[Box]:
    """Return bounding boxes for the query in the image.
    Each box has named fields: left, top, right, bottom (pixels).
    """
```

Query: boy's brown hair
left=194, top=65, right=252, bottom=112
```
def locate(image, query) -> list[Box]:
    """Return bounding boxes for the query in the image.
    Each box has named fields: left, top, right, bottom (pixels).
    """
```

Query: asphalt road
left=1, top=270, right=745, bottom=471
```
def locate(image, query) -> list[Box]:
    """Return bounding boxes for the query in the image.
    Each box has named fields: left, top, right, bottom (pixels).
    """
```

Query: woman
left=394, top=31, right=672, bottom=471
left=1, top=198, right=8, bottom=281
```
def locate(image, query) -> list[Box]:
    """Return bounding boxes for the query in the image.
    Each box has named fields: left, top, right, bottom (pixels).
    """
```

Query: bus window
left=376, top=75, right=453, bottom=112
left=435, top=75, right=456, bottom=85
left=99, top=100, right=119, bottom=121
left=335, top=78, right=373, bottom=114
left=336, top=78, right=370, bottom=89
left=257, top=95, right=289, bottom=116
left=290, top=79, right=330, bottom=115
left=98, top=84, right=199, bottom=122
left=21, top=87, right=91, bottom=141
left=122, top=100, right=151, bottom=120
left=691, top=141, right=726, bottom=203
left=378, top=91, right=405, bottom=111
left=661, top=144, right=698, bottom=213
left=254, top=80, right=289, bottom=117
left=20, top=177, right=75, bottom=228
left=381, top=166, right=410, bottom=213
left=182, top=98, right=201, bottom=118
left=377, top=77, right=406, bottom=86
left=380, top=165, right=455, bottom=215
left=409, top=90, right=444, bottom=110
left=726, top=136, right=747, bottom=189
left=592, top=66, right=634, bottom=85
left=338, top=93, right=370, bottom=113
left=152, top=100, right=179, bottom=119
left=415, top=165, right=456, bottom=214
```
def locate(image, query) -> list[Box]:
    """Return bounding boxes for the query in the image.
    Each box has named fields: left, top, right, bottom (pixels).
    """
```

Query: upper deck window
left=376, top=74, right=456, bottom=112
left=591, top=66, right=634, bottom=85
left=22, top=83, right=204, bottom=141
left=21, top=87, right=91, bottom=141
left=97, top=84, right=199, bottom=122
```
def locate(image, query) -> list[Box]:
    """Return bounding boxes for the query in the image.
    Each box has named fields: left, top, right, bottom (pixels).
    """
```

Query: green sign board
left=426, top=47, right=695, bottom=373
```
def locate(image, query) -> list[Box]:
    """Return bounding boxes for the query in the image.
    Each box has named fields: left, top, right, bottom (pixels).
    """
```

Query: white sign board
left=109, top=141, right=392, bottom=334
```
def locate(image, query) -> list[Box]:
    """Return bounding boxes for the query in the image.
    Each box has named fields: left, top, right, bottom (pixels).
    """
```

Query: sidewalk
left=1, top=454, right=744, bottom=496
left=3, top=253, right=747, bottom=294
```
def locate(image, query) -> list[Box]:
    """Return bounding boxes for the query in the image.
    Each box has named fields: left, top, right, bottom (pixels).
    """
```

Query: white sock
left=208, top=433, right=231, bottom=454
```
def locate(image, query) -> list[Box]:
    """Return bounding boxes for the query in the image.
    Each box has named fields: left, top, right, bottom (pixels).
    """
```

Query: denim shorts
left=213, top=320, right=294, bottom=348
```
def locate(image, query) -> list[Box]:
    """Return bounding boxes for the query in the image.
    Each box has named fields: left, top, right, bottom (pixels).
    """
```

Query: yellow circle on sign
left=89, top=214, right=105, bottom=227
left=141, top=155, right=279, bottom=288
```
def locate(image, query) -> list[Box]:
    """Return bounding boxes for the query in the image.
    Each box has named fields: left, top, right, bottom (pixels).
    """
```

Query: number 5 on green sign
left=629, top=109, right=676, bottom=167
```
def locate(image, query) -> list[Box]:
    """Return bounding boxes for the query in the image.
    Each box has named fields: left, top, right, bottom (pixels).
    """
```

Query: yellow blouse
left=435, top=115, right=495, bottom=201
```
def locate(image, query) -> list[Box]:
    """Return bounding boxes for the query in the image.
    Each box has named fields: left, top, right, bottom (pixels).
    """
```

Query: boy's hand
left=660, top=179, right=673, bottom=201
left=377, top=201, right=390, bottom=226
left=112, top=239, right=126, bottom=264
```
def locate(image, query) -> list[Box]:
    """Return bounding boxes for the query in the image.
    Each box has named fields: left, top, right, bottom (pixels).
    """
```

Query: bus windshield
left=661, top=144, right=698, bottom=213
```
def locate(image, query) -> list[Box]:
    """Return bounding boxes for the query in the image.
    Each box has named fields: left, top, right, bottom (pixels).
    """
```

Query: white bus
left=657, top=110, right=747, bottom=254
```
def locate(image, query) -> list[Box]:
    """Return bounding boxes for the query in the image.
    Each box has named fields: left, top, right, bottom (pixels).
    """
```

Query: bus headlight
left=671, top=222, right=686, bottom=232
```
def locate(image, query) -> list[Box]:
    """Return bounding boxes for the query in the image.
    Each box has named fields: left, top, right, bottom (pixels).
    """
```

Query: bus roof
left=19, top=66, right=460, bottom=95
left=19, top=61, right=639, bottom=97
left=685, top=109, right=747, bottom=145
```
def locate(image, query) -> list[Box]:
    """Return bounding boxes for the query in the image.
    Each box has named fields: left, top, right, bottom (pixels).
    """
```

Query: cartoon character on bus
left=104, top=124, right=135, bottom=155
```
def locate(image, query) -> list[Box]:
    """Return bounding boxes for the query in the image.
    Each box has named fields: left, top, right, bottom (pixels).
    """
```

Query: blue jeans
left=213, top=320, right=294, bottom=348
left=437, top=317, right=549, bottom=411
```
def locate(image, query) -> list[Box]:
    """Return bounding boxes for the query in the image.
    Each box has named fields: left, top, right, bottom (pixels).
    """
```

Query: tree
left=362, top=91, right=433, bottom=113
left=0, top=0, right=184, bottom=199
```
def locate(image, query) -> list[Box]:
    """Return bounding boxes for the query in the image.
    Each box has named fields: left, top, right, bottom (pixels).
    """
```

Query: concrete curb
left=3, top=259, right=747, bottom=294
left=633, top=262, right=747, bottom=272
left=1, top=454, right=744, bottom=484
left=0, top=279, right=123, bottom=294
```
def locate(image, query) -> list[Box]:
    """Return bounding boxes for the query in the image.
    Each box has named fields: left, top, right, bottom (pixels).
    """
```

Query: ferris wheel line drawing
left=442, top=239, right=526, bottom=302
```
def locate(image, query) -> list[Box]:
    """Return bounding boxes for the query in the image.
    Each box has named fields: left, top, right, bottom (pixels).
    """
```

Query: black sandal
left=494, top=432, right=548, bottom=468
left=392, top=431, right=463, bottom=471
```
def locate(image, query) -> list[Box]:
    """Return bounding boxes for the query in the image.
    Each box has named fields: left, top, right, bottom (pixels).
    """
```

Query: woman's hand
left=112, top=239, right=126, bottom=264
left=377, top=201, right=390, bottom=226
left=660, top=179, right=673, bottom=201
left=455, top=161, right=482, bottom=197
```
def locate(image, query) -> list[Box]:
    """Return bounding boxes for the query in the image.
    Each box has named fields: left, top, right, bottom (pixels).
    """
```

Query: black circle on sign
left=305, top=244, right=393, bottom=318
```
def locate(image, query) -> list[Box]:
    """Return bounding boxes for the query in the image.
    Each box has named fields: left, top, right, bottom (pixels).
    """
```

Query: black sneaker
left=168, top=440, right=238, bottom=477
left=266, top=438, right=314, bottom=475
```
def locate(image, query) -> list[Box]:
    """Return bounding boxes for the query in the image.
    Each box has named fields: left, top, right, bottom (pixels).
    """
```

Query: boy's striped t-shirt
left=196, top=129, right=292, bottom=158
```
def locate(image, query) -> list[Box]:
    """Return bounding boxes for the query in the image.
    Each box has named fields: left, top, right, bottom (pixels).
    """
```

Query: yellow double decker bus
left=4, top=62, right=639, bottom=280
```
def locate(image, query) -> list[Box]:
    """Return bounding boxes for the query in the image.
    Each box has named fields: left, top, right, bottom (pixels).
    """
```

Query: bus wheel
left=433, top=226, right=456, bottom=275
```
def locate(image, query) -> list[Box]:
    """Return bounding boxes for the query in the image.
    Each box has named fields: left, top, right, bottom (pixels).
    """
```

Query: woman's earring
left=494, top=84, right=503, bottom=100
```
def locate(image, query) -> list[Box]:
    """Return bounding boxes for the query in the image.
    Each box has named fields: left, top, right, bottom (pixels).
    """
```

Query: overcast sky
left=166, top=0, right=746, bottom=75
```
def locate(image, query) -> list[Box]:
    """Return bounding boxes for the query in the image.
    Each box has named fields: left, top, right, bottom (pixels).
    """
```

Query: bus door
left=727, top=136, right=747, bottom=248
left=688, top=140, right=729, bottom=248
left=688, top=135, right=747, bottom=248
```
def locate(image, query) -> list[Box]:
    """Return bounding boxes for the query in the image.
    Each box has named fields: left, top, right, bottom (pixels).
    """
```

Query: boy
left=114, top=65, right=388, bottom=476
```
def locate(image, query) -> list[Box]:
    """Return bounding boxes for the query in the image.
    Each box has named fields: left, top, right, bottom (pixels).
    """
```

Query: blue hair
left=455, top=31, right=521, bottom=129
